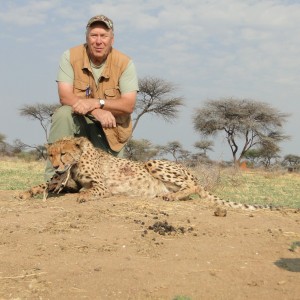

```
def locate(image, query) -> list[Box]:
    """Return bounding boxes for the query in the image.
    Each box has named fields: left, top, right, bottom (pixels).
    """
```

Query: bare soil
left=0, top=190, right=299, bottom=300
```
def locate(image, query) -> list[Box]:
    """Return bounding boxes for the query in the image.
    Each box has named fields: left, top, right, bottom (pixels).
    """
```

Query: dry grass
left=0, top=157, right=45, bottom=190
left=194, top=163, right=300, bottom=208
left=1, top=157, right=299, bottom=208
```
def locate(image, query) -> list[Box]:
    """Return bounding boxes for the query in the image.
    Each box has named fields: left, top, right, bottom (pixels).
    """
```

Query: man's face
left=86, top=23, right=114, bottom=64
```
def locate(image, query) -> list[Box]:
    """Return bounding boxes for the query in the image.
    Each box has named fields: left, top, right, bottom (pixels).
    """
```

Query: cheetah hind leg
left=76, top=185, right=111, bottom=203
left=162, top=186, right=201, bottom=201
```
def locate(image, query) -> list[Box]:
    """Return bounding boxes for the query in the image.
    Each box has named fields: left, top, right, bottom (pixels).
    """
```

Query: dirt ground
left=0, top=190, right=299, bottom=300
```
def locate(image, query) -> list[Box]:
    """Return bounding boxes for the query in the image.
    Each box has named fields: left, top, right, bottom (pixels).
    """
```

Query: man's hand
left=72, top=99, right=98, bottom=115
left=91, top=108, right=116, bottom=128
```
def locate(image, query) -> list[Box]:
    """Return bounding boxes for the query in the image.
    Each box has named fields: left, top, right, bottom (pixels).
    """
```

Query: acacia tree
left=19, top=103, right=60, bottom=141
left=13, top=139, right=47, bottom=160
left=0, top=133, right=6, bottom=144
left=132, top=76, right=184, bottom=132
left=193, top=98, right=289, bottom=164
left=243, top=149, right=261, bottom=165
left=194, top=140, right=214, bottom=156
left=0, top=133, right=7, bottom=154
left=282, top=154, right=300, bottom=171
left=159, top=141, right=188, bottom=162
left=258, top=140, right=281, bottom=167
left=124, top=139, right=159, bottom=161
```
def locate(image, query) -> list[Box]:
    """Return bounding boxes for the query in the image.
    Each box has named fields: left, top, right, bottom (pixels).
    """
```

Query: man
left=45, top=15, right=139, bottom=180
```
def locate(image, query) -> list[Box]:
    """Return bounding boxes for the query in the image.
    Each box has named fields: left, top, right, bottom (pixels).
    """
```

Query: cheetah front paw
left=162, top=194, right=176, bottom=201
left=76, top=192, right=91, bottom=203
left=18, top=191, right=32, bottom=200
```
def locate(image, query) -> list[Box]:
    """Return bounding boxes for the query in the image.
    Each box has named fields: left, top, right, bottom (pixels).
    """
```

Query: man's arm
left=95, top=91, right=136, bottom=115
left=58, top=82, right=136, bottom=128
left=57, top=82, right=80, bottom=106
left=58, top=81, right=136, bottom=114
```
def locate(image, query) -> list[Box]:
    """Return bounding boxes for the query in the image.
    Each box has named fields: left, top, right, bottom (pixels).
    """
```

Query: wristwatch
left=99, top=99, right=105, bottom=109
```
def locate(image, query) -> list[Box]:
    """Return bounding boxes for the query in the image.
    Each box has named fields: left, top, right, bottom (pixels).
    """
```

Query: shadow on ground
left=274, top=258, right=300, bottom=272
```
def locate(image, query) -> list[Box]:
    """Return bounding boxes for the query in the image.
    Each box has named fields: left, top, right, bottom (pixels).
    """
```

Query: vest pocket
left=104, top=88, right=119, bottom=99
left=116, top=120, right=132, bottom=143
left=74, top=80, right=90, bottom=98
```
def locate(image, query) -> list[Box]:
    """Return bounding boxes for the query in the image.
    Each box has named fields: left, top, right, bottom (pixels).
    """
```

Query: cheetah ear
left=74, top=137, right=87, bottom=149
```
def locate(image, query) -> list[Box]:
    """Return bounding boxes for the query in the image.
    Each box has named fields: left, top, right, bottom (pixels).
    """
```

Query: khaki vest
left=70, top=44, right=132, bottom=152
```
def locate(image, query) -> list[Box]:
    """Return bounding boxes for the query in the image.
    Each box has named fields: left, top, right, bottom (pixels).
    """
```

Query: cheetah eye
left=61, top=152, right=66, bottom=156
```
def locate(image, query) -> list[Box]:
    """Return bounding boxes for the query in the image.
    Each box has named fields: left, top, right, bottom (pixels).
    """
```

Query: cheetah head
left=47, top=137, right=87, bottom=174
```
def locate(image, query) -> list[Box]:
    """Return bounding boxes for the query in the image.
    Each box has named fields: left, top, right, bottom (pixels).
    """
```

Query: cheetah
left=19, top=136, right=270, bottom=210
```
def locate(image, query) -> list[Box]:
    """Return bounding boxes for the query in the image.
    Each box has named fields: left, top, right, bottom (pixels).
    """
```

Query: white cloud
left=0, top=0, right=60, bottom=26
left=0, top=0, right=299, bottom=157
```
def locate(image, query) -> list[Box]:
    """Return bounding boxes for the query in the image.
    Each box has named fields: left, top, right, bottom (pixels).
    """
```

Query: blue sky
left=0, top=0, right=299, bottom=161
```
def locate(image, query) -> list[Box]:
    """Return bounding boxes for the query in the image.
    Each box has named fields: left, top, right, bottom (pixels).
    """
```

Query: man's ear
left=111, top=34, right=115, bottom=46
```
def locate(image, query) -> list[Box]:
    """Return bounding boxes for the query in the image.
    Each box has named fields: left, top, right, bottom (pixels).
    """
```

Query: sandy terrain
left=0, top=190, right=299, bottom=300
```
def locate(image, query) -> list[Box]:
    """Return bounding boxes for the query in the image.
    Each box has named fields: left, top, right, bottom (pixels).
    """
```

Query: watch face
left=99, top=99, right=105, bottom=108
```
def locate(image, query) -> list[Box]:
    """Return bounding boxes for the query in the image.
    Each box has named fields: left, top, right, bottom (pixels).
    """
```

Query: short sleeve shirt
left=56, top=50, right=139, bottom=94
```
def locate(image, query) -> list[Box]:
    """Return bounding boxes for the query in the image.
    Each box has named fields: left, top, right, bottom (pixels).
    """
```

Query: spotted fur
left=19, top=136, right=271, bottom=210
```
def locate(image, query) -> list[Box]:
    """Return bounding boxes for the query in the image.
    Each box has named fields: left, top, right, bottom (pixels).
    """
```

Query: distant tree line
left=0, top=76, right=298, bottom=170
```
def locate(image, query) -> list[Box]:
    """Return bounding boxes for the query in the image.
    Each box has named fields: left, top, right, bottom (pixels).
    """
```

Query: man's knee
left=52, top=105, right=72, bottom=122
left=48, top=105, right=75, bottom=143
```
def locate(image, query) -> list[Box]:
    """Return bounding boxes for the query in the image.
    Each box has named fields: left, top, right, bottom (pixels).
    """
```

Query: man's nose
left=95, top=36, right=103, bottom=43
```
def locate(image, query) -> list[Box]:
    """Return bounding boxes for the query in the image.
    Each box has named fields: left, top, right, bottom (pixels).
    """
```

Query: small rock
left=214, top=207, right=227, bottom=217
